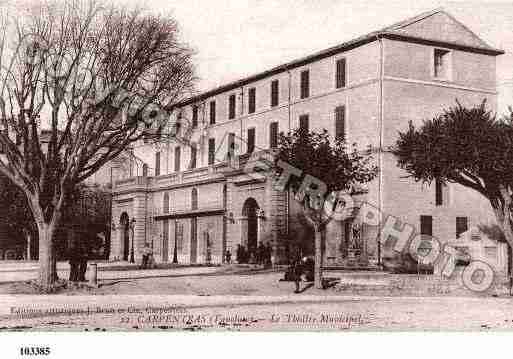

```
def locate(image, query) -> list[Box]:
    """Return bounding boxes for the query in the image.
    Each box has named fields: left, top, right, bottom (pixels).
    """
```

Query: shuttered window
left=174, top=146, right=181, bottom=172
left=248, top=88, right=256, bottom=114
left=155, top=151, right=161, bottom=176
left=435, top=179, right=443, bottom=206
left=300, top=70, right=309, bottom=99
left=420, top=215, right=433, bottom=236
left=192, top=105, right=198, bottom=128
left=270, top=122, right=278, bottom=149
left=247, top=128, right=255, bottom=153
left=191, top=188, right=198, bottom=210
left=228, top=94, right=236, bottom=119
left=336, top=58, right=346, bottom=88
left=299, top=114, right=309, bottom=132
left=271, top=80, right=279, bottom=107
left=227, top=132, right=236, bottom=159
left=209, top=100, right=216, bottom=124
left=190, top=145, right=197, bottom=169
left=208, top=138, right=216, bottom=165
left=456, top=217, right=468, bottom=239
left=335, top=105, right=345, bottom=140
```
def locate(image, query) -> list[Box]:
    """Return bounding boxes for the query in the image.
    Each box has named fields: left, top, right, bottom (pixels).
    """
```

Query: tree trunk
left=38, top=222, right=58, bottom=288
left=314, top=228, right=323, bottom=289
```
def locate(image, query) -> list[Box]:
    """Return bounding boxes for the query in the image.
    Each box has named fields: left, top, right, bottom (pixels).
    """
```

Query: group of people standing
left=235, top=242, right=273, bottom=266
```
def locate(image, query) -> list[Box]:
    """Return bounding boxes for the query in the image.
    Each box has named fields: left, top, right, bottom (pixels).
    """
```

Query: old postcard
left=1, top=0, right=513, bottom=352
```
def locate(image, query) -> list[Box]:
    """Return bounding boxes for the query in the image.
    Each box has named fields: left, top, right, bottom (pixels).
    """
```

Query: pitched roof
left=174, top=8, right=503, bottom=108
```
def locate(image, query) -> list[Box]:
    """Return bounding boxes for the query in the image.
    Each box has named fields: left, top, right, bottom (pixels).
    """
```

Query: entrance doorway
left=242, top=198, right=259, bottom=261
left=120, top=212, right=130, bottom=261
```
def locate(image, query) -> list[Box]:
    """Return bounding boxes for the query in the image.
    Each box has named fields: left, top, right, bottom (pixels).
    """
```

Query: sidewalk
left=0, top=263, right=221, bottom=283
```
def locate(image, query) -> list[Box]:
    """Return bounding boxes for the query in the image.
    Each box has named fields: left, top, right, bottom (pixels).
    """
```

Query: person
left=68, top=242, right=79, bottom=282
left=265, top=242, right=273, bottom=267
left=77, top=242, right=89, bottom=282
left=291, top=258, right=304, bottom=293
left=225, top=249, right=232, bottom=264
left=302, top=256, right=315, bottom=282
left=257, top=242, right=265, bottom=265
left=236, top=244, right=243, bottom=264
left=141, top=243, right=152, bottom=269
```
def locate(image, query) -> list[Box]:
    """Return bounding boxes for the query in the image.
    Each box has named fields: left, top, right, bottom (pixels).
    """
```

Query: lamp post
left=173, top=219, right=178, bottom=264
left=130, top=218, right=136, bottom=263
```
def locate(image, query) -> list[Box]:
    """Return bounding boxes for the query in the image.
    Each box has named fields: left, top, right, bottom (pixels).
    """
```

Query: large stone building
left=111, top=9, right=506, bottom=272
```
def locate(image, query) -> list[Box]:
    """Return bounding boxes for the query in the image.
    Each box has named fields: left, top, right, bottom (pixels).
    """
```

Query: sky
left=113, top=0, right=513, bottom=93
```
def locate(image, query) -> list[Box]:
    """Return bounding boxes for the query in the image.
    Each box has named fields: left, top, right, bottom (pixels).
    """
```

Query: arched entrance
left=120, top=212, right=130, bottom=261
left=242, top=198, right=259, bottom=262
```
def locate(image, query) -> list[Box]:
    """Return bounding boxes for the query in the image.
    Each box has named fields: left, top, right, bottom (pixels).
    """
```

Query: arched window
left=191, top=188, right=198, bottom=210
left=163, top=192, right=169, bottom=214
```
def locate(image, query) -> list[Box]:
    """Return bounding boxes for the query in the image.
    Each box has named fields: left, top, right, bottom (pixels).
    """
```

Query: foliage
left=394, top=100, right=513, bottom=257
left=275, top=128, right=378, bottom=227
left=0, top=0, right=195, bottom=285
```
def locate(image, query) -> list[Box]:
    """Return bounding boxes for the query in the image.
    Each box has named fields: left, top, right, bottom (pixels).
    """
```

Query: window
left=456, top=217, right=468, bottom=239
left=271, top=80, right=279, bottom=107
left=191, top=188, right=198, bottom=210
left=228, top=94, right=236, bottom=119
left=335, top=105, right=345, bottom=140
left=300, top=70, right=310, bottom=99
left=434, top=49, right=451, bottom=79
left=299, top=114, right=309, bottom=132
left=420, top=215, right=433, bottom=236
left=0, top=130, right=5, bottom=154
left=208, top=138, right=216, bottom=165
left=209, top=100, right=216, bottom=124
left=192, top=105, right=198, bottom=128
left=269, top=122, right=279, bottom=149
left=155, top=151, right=161, bottom=176
left=142, top=164, right=148, bottom=177
left=163, top=192, right=170, bottom=213
left=174, top=146, right=181, bottom=172
left=176, top=222, right=184, bottom=251
left=435, top=179, right=443, bottom=206
left=248, top=88, right=256, bottom=114
left=190, top=145, right=197, bottom=169
left=227, top=132, right=236, bottom=159
left=247, top=128, right=255, bottom=153
left=336, top=58, right=346, bottom=88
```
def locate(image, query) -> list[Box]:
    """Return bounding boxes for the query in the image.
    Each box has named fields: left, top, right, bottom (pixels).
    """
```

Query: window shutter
left=271, top=80, right=279, bottom=107
left=300, top=70, right=309, bottom=99
left=335, top=105, right=345, bottom=140
left=270, top=122, right=278, bottom=149
left=209, top=101, right=216, bottom=124
left=208, top=138, right=215, bottom=165
left=248, top=88, right=256, bottom=114
left=420, top=216, right=433, bottom=236
left=227, top=132, right=236, bottom=158
left=247, top=128, right=255, bottom=153
left=155, top=151, right=161, bottom=176
left=192, top=106, right=198, bottom=128
left=456, top=217, right=468, bottom=238
left=336, top=58, right=346, bottom=88
left=229, top=94, right=236, bottom=119
left=435, top=180, right=443, bottom=206
left=299, top=114, right=309, bottom=132
left=174, top=146, right=181, bottom=172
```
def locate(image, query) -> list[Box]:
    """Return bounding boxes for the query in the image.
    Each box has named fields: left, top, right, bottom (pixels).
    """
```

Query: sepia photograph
left=0, top=0, right=513, bottom=352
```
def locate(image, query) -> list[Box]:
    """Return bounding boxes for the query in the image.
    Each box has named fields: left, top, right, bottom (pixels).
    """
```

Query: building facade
left=111, top=9, right=506, bottom=272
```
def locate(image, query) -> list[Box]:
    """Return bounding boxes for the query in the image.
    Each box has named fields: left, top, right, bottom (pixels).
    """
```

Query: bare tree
left=0, top=0, right=195, bottom=288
